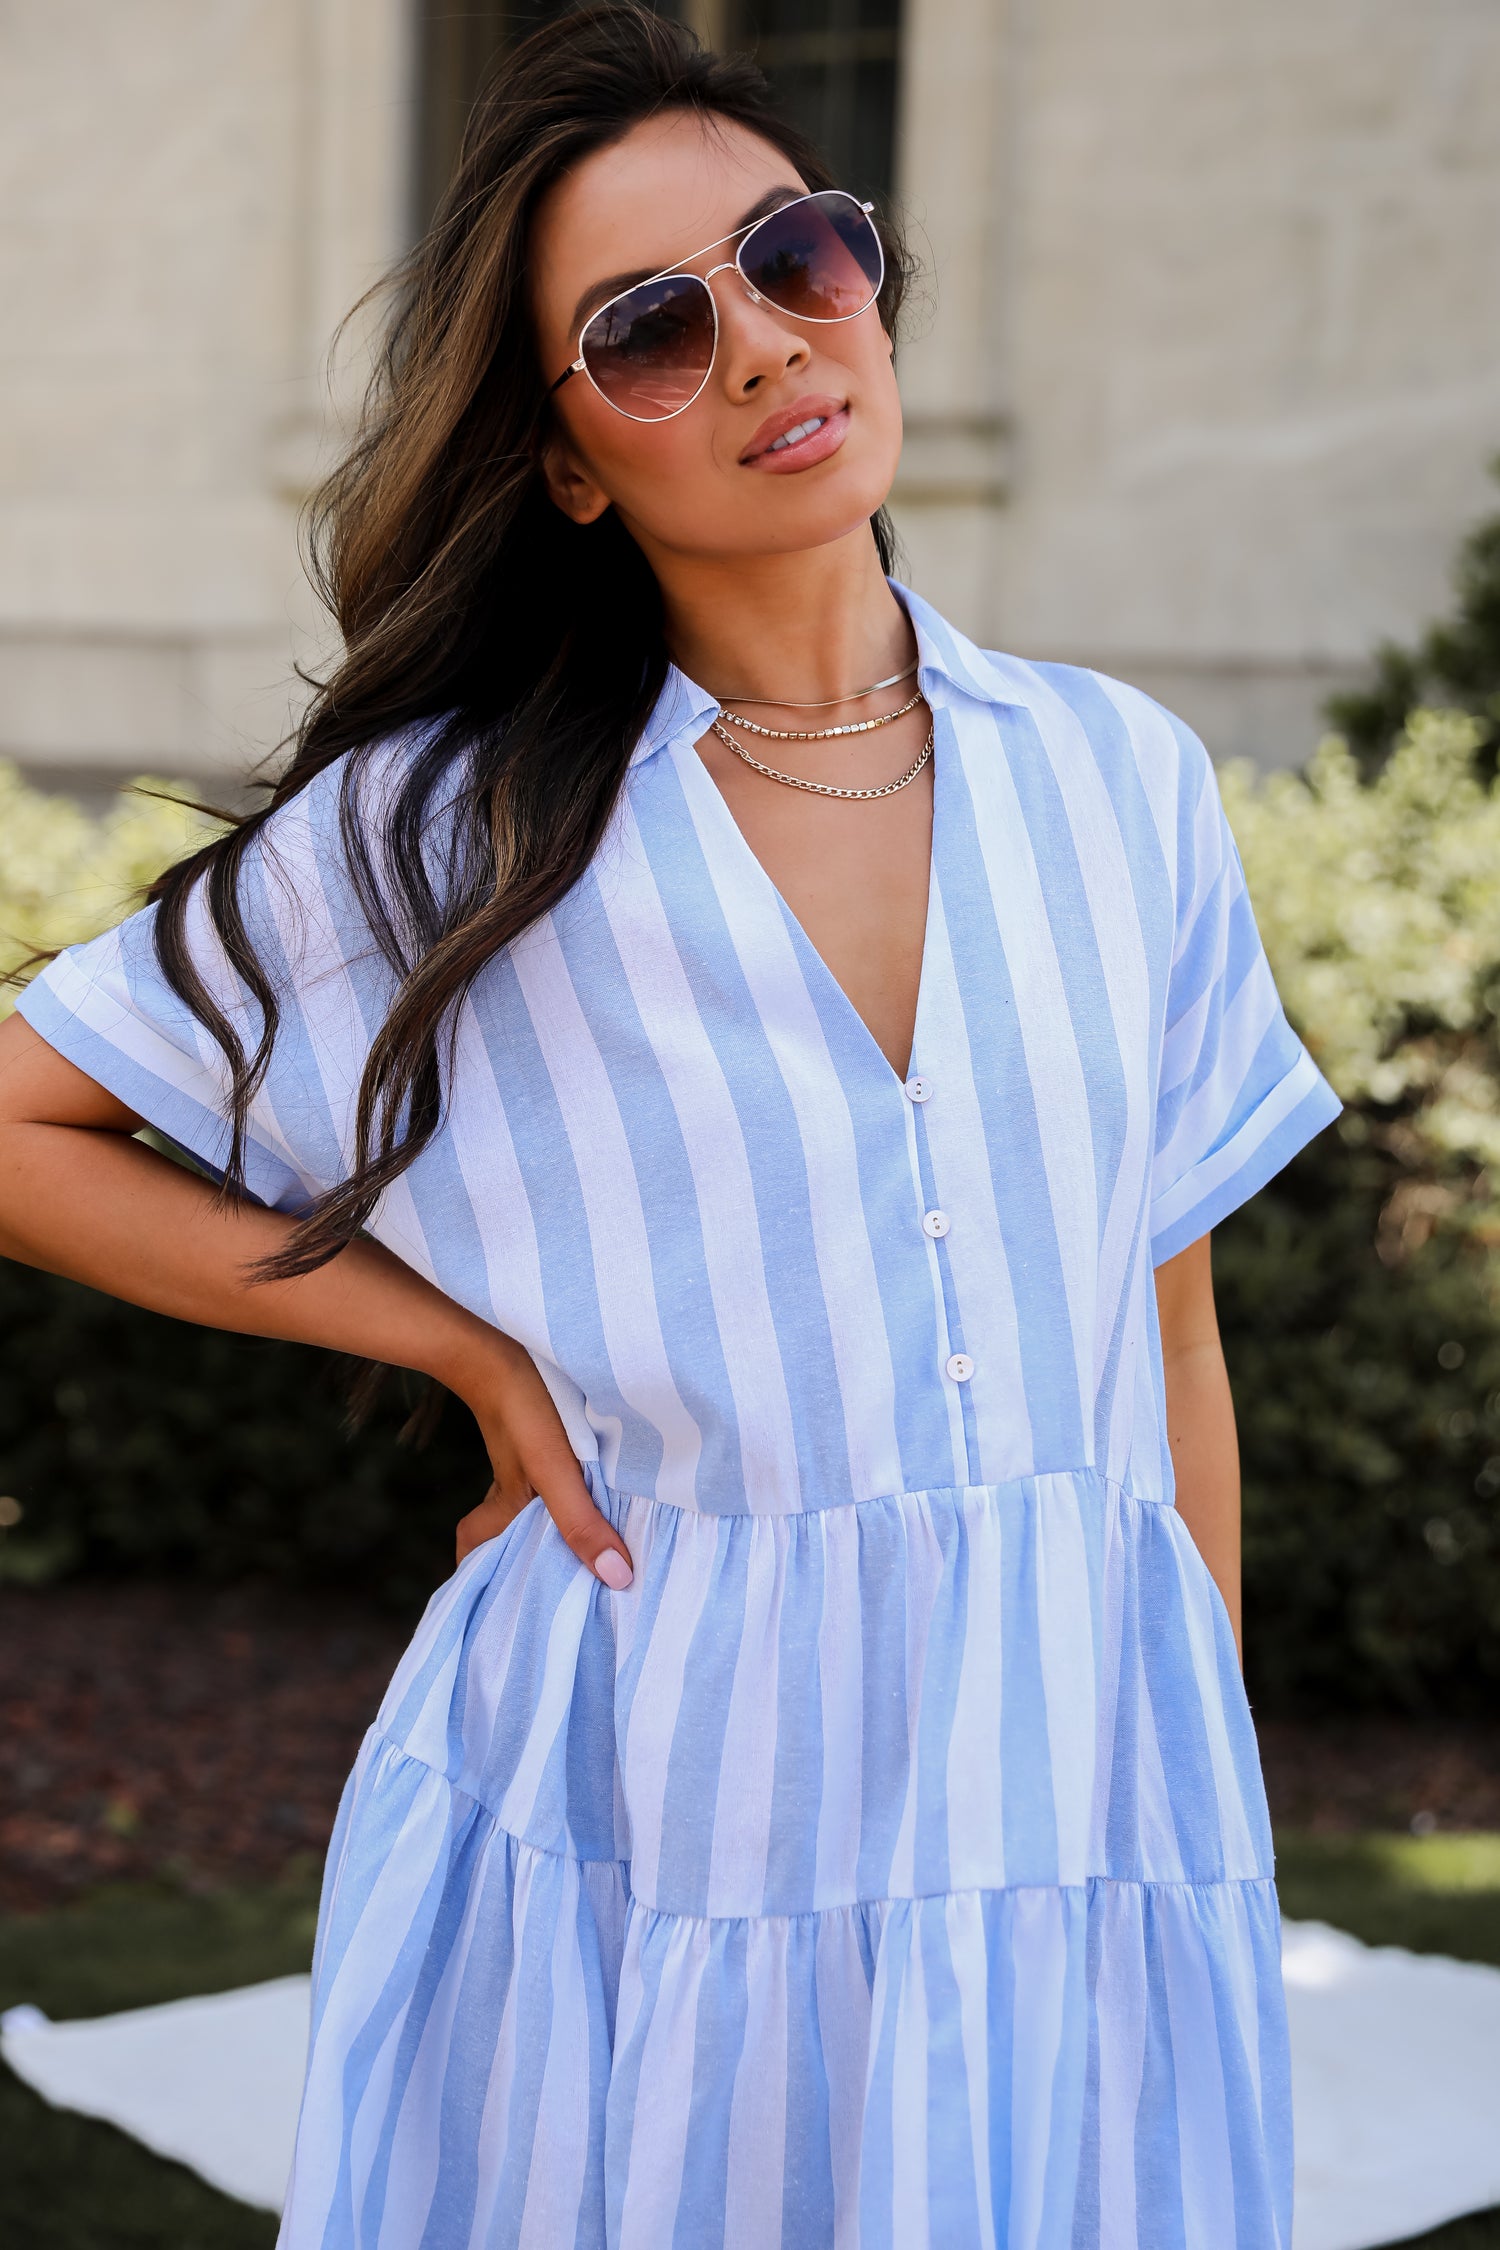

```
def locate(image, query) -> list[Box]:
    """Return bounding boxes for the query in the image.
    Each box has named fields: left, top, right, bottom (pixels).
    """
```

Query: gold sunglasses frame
left=547, top=189, right=883, bottom=424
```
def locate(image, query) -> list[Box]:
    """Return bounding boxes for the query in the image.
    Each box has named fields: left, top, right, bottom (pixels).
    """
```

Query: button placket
left=906, top=1071, right=978, bottom=1394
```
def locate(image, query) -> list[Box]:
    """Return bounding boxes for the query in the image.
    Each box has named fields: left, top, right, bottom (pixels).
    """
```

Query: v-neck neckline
left=685, top=714, right=942, bottom=1095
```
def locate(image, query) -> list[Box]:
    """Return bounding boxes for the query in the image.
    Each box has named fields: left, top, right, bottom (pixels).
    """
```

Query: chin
left=775, top=496, right=898, bottom=556
left=623, top=444, right=899, bottom=561
left=747, top=452, right=900, bottom=548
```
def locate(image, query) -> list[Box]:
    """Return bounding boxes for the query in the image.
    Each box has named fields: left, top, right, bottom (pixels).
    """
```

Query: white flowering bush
left=0, top=761, right=216, bottom=1009
left=1222, top=712, right=1500, bottom=1182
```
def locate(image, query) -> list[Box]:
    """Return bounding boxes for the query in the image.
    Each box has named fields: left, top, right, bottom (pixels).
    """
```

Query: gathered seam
left=362, top=1727, right=1274, bottom=1916
left=588, top=1466, right=1168, bottom=1525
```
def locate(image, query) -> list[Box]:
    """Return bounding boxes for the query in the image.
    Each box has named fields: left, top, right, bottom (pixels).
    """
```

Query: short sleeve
left=1149, top=727, right=1341, bottom=1264
left=16, top=756, right=399, bottom=1215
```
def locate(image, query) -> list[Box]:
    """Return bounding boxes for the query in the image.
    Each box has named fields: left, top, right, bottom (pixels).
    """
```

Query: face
left=530, top=109, right=902, bottom=564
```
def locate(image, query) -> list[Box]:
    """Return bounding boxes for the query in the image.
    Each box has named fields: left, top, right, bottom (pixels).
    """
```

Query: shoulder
left=198, top=714, right=477, bottom=997
left=250, top=715, right=473, bottom=904
left=982, top=651, right=1210, bottom=791
left=969, top=648, right=1218, bottom=851
left=900, top=583, right=1209, bottom=802
left=957, top=651, right=1235, bottom=927
left=256, top=715, right=459, bottom=859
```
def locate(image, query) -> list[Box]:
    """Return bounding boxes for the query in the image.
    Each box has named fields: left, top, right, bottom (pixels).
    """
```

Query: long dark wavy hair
left=147, top=3, right=910, bottom=1278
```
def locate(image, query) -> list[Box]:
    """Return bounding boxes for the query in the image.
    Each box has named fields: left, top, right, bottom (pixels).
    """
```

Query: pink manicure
left=594, top=1549, right=633, bottom=1591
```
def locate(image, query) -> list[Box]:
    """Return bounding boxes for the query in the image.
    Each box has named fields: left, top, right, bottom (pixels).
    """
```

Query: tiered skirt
left=277, top=1472, right=1292, bottom=2249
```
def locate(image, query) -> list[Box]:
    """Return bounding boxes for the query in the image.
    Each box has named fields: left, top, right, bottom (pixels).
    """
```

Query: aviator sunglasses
left=548, top=189, right=885, bottom=424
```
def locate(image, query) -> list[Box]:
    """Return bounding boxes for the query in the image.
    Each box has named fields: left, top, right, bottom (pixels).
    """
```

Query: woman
left=0, top=9, right=1338, bottom=2244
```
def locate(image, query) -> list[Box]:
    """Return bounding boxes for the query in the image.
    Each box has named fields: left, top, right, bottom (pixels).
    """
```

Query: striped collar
left=632, top=579, right=1031, bottom=767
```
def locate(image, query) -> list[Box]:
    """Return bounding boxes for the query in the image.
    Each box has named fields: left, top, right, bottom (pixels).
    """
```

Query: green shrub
left=1219, top=716, right=1500, bottom=1711
left=1326, top=462, right=1500, bottom=775
left=1225, top=473, right=1500, bottom=1708
left=0, top=1260, right=486, bottom=1610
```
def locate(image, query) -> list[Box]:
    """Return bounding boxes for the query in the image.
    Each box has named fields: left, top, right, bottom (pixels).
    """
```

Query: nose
left=707, top=263, right=811, bottom=398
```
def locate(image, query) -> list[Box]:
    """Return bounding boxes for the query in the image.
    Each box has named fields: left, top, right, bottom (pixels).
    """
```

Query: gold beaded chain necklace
left=718, top=685, right=925, bottom=741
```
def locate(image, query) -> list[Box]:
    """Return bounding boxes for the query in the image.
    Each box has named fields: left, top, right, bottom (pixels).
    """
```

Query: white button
left=922, top=1209, right=950, bottom=1239
left=905, top=1075, right=932, bottom=1103
left=945, top=1352, right=974, bottom=1382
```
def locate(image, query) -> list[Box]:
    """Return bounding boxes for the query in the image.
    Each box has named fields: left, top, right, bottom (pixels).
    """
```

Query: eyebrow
left=567, top=187, right=803, bottom=335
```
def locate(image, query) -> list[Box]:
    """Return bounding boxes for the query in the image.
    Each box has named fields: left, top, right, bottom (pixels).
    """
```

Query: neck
left=644, top=523, right=915, bottom=707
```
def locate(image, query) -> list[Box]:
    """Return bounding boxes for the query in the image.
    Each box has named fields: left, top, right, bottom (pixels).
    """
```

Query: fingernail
left=594, top=1550, right=633, bottom=1591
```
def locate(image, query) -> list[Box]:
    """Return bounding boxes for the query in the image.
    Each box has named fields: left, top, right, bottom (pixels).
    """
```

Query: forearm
left=0, top=1117, right=500, bottom=1402
left=1154, top=1232, right=1242, bottom=1660
left=1163, top=1335, right=1242, bottom=1658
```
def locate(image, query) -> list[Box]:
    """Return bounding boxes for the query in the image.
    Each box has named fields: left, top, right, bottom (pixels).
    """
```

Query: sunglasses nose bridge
left=702, top=257, right=763, bottom=306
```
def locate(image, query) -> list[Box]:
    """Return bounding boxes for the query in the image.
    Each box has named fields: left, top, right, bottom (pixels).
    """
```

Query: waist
left=582, top=1459, right=1168, bottom=1523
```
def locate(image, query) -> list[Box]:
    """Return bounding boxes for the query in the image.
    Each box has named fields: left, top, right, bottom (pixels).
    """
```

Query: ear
left=540, top=425, right=612, bottom=526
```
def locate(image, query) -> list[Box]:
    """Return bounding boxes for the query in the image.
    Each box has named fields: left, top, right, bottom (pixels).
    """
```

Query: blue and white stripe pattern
left=21, top=585, right=1340, bottom=2246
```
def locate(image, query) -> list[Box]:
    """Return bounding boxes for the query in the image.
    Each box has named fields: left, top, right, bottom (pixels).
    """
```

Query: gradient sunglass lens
left=741, top=192, right=883, bottom=323
left=579, top=272, right=716, bottom=419
left=574, top=192, right=883, bottom=422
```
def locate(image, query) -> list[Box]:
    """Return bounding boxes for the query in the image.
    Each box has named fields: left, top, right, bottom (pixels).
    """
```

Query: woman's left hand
left=455, top=1414, right=536, bottom=1563
left=448, top=1330, right=634, bottom=1589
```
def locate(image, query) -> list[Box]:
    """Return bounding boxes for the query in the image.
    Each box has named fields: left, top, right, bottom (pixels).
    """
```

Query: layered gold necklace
left=708, top=660, right=931, bottom=801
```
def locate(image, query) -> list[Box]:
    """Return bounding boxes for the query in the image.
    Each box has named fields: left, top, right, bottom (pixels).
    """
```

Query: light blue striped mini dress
left=21, top=584, right=1341, bottom=2248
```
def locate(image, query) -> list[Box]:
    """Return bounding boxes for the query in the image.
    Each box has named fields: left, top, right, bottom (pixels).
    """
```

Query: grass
left=0, top=1841, right=1497, bottom=2246
left=1400, top=2223, right=1500, bottom=2250
left=1276, top=1830, right=1500, bottom=1969
left=0, top=1877, right=318, bottom=2250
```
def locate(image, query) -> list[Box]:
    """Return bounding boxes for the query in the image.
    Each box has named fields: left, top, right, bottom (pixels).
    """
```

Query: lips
left=740, top=394, right=849, bottom=465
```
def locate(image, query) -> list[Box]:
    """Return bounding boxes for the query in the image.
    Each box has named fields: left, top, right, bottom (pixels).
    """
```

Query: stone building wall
left=893, top=0, right=1500, bottom=762
left=0, top=0, right=409, bottom=789
left=2, top=0, right=1497, bottom=784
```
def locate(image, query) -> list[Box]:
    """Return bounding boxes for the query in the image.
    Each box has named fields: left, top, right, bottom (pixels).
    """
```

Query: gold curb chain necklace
left=710, top=716, right=934, bottom=801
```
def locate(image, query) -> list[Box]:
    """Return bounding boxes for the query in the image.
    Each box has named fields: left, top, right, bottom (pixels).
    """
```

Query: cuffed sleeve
left=1149, top=732, right=1341, bottom=1264
left=16, top=759, right=398, bottom=1215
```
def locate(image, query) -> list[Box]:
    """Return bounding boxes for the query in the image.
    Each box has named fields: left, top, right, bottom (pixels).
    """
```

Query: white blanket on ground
left=1, top=1976, right=310, bottom=2211
left=4, top=1923, right=1499, bottom=2246
left=1281, top=1921, right=1500, bottom=2249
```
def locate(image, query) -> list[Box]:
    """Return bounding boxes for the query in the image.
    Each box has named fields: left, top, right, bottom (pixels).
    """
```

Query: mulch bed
left=0, top=1583, right=411, bottom=1912
left=2, top=1581, right=1498, bottom=1913
left=1256, top=1713, right=1500, bottom=1837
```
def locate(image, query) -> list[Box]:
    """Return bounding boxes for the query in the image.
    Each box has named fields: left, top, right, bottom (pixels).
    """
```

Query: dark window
left=725, top=0, right=901, bottom=203
left=413, top=2, right=603, bottom=232
left=414, top=0, right=901, bottom=235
